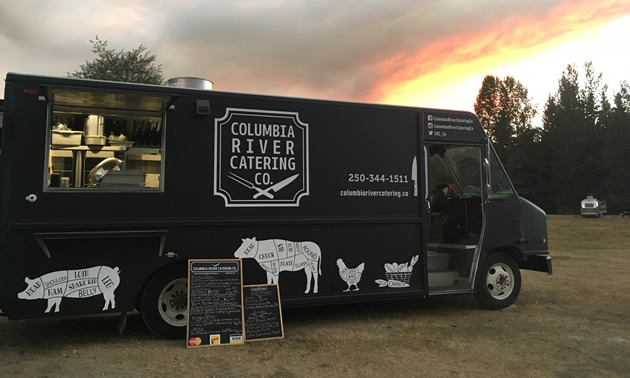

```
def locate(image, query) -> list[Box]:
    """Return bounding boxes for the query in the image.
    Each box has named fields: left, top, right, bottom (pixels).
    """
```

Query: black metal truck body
left=0, top=73, right=551, bottom=338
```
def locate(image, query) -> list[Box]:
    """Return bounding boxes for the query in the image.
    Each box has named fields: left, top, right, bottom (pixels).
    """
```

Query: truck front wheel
left=139, top=264, right=188, bottom=339
left=475, top=252, right=521, bottom=309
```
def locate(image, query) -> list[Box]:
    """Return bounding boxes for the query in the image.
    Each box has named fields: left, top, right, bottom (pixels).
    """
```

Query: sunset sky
left=1, top=0, right=629, bottom=124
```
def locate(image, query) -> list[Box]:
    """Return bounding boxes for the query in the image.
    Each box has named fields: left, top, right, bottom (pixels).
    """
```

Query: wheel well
left=488, top=246, right=522, bottom=261
left=135, top=261, right=188, bottom=311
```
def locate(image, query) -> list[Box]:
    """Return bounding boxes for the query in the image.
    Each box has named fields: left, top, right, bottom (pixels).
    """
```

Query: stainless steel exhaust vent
left=166, top=77, right=213, bottom=90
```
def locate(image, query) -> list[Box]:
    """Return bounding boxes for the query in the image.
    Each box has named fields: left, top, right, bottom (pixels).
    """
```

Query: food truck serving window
left=45, top=87, right=170, bottom=191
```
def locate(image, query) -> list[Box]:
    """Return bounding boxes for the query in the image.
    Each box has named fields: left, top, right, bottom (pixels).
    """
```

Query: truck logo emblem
left=214, top=108, right=309, bottom=207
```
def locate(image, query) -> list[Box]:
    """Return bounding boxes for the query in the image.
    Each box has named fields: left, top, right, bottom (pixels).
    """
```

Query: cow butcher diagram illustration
left=234, top=238, right=322, bottom=294
left=17, top=266, right=121, bottom=313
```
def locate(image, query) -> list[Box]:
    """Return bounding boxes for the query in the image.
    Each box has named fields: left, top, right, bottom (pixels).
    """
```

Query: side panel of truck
left=1, top=74, right=427, bottom=319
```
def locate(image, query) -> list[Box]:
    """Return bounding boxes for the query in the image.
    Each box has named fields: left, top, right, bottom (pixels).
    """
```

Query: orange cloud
left=369, top=0, right=630, bottom=104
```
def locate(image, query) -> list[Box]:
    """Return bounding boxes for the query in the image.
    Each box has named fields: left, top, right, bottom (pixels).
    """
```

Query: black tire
left=475, top=252, right=521, bottom=310
left=139, top=264, right=188, bottom=339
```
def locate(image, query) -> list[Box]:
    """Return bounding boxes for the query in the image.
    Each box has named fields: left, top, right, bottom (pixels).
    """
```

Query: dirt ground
left=1, top=215, right=628, bottom=377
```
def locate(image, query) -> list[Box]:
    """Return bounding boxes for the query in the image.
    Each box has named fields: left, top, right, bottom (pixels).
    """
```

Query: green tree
left=474, top=75, right=537, bottom=164
left=541, top=63, right=610, bottom=213
left=581, top=62, right=605, bottom=131
left=474, top=75, right=500, bottom=134
left=474, top=75, right=541, bottom=201
left=600, top=81, right=630, bottom=212
left=69, top=36, right=164, bottom=85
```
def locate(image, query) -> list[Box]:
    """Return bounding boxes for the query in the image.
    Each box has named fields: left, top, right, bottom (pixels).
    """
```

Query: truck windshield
left=489, top=147, right=516, bottom=200
left=428, top=145, right=482, bottom=197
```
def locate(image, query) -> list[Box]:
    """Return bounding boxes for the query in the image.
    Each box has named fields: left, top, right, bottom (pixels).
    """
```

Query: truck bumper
left=519, top=255, right=552, bottom=274
left=580, top=209, right=601, bottom=217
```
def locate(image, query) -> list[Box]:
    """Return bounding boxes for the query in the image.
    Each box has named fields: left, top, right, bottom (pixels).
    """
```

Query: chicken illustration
left=336, top=259, right=365, bottom=292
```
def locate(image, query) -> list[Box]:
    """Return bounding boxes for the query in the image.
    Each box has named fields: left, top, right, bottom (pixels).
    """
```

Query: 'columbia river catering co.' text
left=229, top=122, right=297, bottom=172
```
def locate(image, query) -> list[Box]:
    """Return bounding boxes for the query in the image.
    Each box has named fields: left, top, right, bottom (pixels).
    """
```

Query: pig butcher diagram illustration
left=234, top=238, right=322, bottom=294
left=17, top=266, right=121, bottom=313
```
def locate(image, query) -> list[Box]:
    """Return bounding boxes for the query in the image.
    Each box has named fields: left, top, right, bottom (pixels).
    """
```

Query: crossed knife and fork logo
left=227, top=172, right=300, bottom=199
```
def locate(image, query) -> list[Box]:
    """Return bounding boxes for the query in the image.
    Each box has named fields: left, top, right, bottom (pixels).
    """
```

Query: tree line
left=475, top=63, right=630, bottom=214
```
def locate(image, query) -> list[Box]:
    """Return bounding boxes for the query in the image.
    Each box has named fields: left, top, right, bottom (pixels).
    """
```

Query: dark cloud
left=0, top=0, right=589, bottom=100
left=148, top=0, right=567, bottom=100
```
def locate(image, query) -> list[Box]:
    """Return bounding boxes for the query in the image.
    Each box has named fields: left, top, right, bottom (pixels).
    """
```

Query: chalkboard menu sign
left=187, top=259, right=244, bottom=347
left=243, top=284, right=284, bottom=341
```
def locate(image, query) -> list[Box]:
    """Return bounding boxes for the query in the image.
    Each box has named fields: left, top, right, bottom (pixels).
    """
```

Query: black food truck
left=0, top=73, right=551, bottom=339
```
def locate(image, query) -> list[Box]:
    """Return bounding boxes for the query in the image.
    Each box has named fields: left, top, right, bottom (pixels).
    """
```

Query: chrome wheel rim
left=158, top=278, right=188, bottom=327
left=485, top=262, right=514, bottom=300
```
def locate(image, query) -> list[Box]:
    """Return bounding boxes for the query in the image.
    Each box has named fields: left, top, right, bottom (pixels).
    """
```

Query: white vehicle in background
left=580, top=195, right=606, bottom=218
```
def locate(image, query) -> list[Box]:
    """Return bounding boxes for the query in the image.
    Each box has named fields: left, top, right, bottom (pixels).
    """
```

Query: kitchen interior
left=47, top=88, right=170, bottom=189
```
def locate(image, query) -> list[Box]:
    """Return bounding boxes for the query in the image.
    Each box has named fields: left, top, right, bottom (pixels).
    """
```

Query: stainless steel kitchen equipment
left=84, top=115, right=106, bottom=145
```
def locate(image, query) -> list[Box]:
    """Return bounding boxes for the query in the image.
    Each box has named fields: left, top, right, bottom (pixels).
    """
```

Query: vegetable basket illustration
left=376, top=255, right=419, bottom=288
left=385, top=271, right=413, bottom=285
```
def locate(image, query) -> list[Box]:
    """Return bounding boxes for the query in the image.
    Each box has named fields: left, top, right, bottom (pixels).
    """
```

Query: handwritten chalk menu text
left=243, top=284, right=284, bottom=341
left=187, top=260, right=244, bottom=347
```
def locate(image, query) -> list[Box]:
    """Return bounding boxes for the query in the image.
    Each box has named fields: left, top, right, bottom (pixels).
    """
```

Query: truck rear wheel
left=139, top=264, right=188, bottom=339
left=475, top=252, right=521, bottom=310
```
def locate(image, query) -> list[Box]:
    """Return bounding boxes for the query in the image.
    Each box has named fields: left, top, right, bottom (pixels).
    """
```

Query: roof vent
left=166, top=77, right=213, bottom=90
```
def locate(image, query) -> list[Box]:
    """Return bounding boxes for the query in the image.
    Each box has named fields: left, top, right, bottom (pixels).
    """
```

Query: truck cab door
left=425, top=143, right=484, bottom=292
left=482, top=143, right=523, bottom=255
